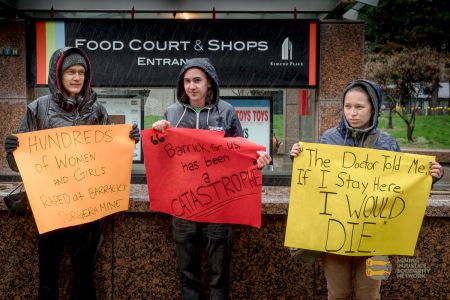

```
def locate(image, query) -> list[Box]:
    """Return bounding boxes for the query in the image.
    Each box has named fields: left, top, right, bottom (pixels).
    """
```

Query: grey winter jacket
left=163, top=58, right=243, bottom=138
left=320, top=79, right=400, bottom=152
left=7, top=47, right=109, bottom=171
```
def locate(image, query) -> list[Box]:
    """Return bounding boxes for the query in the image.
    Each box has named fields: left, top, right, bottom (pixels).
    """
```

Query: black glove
left=4, top=135, right=19, bottom=153
left=129, top=123, right=140, bottom=144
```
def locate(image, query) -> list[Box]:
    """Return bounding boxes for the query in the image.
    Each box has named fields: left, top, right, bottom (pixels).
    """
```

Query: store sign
left=97, top=97, right=143, bottom=162
left=222, top=97, right=272, bottom=159
left=31, top=19, right=317, bottom=87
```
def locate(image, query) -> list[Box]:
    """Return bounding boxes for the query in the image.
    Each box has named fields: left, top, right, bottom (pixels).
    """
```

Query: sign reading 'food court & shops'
left=31, top=19, right=318, bottom=87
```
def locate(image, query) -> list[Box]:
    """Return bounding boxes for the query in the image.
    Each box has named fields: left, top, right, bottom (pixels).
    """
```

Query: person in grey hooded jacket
left=3, top=47, right=140, bottom=300
left=153, top=58, right=271, bottom=300
left=290, top=79, right=443, bottom=300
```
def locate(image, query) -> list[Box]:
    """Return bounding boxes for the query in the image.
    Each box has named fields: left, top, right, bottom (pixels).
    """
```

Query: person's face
left=183, top=67, right=211, bottom=108
left=343, top=90, right=373, bottom=129
left=61, top=65, right=85, bottom=98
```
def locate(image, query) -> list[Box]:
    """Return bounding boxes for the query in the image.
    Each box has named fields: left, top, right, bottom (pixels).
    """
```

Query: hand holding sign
left=142, top=128, right=265, bottom=227
left=152, top=119, right=171, bottom=133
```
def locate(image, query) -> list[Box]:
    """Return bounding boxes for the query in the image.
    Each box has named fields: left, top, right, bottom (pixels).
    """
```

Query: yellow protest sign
left=285, top=142, right=434, bottom=256
left=13, top=124, right=135, bottom=234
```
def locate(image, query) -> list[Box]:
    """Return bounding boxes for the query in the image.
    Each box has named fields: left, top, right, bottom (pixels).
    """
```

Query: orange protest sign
left=13, top=124, right=135, bottom=234
left=142, top=128, right=265, bottom=228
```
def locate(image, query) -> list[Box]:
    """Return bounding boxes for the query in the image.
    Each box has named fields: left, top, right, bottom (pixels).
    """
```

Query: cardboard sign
left=13, top=125, right=135, bottom=234
left=142, top=128, right=265, bottom=227
left=285, top=142, right=434, bottom=256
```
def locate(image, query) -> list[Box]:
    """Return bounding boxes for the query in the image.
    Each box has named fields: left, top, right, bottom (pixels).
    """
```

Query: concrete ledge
left=0, top=183, right=448, bottom=299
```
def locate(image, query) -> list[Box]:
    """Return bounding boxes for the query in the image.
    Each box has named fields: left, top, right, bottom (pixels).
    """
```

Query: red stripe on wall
left=308, top=22, right=317, bottom=86
left=302, top=90, right=308, bottom=115
left=36, top=21, right=46, bottom=85
left=299, top=89, right=308, bottom=116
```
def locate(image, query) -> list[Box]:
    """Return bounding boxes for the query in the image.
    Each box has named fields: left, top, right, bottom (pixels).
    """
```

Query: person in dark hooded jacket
left=290, top=79, right=443, bottom=300
left=3, top=47, right=140, bottom=300
left=152, top=58, right=272, bottom=300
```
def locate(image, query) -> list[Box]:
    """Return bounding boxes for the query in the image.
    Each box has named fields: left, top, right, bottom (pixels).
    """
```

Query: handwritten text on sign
left=285, top=142, right=433, bottom=256
left=13, top=125, right=135, bottom=234
left=142, top=128, right=265, bottom=227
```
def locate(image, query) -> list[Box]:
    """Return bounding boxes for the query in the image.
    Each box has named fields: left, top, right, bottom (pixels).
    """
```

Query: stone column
left=317, top=21, right=365, bottom=136
left=0, top=19, right=28, bottom=176
left=283, top=21, right=364, bottom=155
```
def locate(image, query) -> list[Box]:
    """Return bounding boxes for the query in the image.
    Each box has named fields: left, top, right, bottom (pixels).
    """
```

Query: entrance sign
left=13, top=125, right=135, bottom=234
left=285, top=142, right=434, bottom=256
left=142, top=128, right=265, bottom=227
left=32, top=19, right=318, bottom=87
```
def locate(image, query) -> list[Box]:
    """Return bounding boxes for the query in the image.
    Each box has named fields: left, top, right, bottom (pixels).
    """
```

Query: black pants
left=38, top=221, right=103, bottom=300
left=173, top=217, right=231, bottom=300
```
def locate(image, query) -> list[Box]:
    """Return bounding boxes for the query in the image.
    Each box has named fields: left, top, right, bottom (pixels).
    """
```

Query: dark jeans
left=173, top=217, right=231, bottom=300
left=38, top=221, right=103, bottom=300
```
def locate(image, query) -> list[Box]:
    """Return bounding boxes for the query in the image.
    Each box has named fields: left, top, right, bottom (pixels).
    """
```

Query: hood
left=47, top=47, right=93, bottom=107
left=337, top=79, right=383, bottom=138
left=176, top=57, right=219, bottom=106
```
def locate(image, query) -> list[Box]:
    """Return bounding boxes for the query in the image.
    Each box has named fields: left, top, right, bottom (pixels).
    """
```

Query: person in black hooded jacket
left=3, top=47, right=140, bottom=300
left=153, top=58, right=272, bottom=300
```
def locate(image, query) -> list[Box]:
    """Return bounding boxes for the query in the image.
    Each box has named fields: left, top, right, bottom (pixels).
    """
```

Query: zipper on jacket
left=195, top=107, right=212, bottom=129
left=185, top=105, right=211, bottom=129
left=195, top=110, right=200, bottom=129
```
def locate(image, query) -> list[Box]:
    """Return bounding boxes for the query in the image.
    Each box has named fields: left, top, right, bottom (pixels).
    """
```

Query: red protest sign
left=142, top=128, right=265, bottom=228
